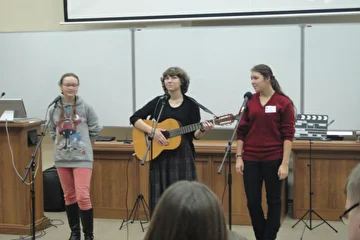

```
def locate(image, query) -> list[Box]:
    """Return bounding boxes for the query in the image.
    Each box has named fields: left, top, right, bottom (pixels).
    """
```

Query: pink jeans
left=57, top=167, right=92, bottom=210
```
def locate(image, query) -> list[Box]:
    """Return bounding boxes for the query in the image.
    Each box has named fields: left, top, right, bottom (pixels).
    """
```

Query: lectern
left=0, top=120, right=50, bottom=234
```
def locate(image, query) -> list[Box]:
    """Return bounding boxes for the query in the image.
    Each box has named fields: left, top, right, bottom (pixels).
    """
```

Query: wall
left=1, top=0, right=359, bottom=201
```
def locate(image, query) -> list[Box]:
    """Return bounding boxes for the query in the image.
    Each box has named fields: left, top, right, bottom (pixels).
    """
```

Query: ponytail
left=251, top=64, right=296, bottom=114
left=59, top=98, right=64, bottom=120
left=270, top=76, right=296, bottom=114
left=270, top=76, right=285, bottom=96
left=72, top=96, right=77, bottom=121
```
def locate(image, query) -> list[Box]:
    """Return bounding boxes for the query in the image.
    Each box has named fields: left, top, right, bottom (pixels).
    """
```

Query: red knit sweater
left=236, top=92, right=295, bottom=161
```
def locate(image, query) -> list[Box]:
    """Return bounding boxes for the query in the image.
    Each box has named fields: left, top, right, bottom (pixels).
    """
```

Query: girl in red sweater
left=235, top=64, right=295, bottom=240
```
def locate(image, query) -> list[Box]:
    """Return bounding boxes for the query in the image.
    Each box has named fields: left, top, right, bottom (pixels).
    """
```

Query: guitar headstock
left=212, top=114, right=236, bottom=126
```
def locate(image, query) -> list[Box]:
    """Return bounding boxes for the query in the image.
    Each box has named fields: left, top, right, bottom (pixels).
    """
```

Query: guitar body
left=132, top=119, right=182, bottom=162
left=132, top=113, right=235, bottom=162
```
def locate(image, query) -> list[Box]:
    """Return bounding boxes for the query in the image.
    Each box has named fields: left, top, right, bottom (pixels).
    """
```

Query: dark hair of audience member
left=143, top=180, right=228, bottom=240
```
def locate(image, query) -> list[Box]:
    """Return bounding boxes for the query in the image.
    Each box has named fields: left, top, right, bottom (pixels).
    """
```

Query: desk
left=92, top=140, right=287, bottom=225
left=292, top=140, right=360, bottom=221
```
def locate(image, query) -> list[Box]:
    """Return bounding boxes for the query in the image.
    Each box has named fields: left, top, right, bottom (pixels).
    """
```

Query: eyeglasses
left=62, top=84, right=79, bottom=88
left=339, top=202, right=360, bottom=225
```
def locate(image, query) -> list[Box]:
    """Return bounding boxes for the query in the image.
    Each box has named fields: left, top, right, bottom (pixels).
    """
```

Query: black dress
left=130, top=95, right=201, bottom=212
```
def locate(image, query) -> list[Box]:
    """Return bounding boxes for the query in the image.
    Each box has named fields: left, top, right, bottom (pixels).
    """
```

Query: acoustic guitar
left=132, top=114, right=235, bottom=161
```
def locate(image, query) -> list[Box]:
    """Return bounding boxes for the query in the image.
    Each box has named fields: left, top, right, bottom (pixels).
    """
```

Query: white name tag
left=265, top=106, right=276, bottom=113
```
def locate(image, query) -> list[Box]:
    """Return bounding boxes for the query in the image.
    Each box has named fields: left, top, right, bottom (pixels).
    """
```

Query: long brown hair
left=58, top=73, right=79, bottom=120
left=143, top=181, right=228, bottom=240
left=251, top=64, right=295, bottom=109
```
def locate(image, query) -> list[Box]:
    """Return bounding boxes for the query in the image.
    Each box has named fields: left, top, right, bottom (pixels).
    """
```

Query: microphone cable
left=5, top=105, right=49, bottom=185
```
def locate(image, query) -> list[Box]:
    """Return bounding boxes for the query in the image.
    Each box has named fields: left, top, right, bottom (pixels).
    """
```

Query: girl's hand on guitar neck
left=202, top=121, right=214, bottom=131
left=154, top=128, right=169, bottom=145
left=194, top=121, right=214, bottom=139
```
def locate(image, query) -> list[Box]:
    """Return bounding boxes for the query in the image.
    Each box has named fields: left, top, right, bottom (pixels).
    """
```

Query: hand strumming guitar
left=154, top=128, right=169, bottom=145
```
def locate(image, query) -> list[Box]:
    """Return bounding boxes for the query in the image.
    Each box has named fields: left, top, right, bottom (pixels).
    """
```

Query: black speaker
left=27, top=129, right=38, bottom=147
left=43, top=166, right=65, bottom=212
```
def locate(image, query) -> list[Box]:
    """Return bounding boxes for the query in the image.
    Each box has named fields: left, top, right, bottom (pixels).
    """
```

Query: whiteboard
left=135, top=25, right=301, bottom=129
left=0, top=29, right=133, bottom=127
left=64, top=0, right=360, bottom=21
left=304, top=23, right=360, bottom=131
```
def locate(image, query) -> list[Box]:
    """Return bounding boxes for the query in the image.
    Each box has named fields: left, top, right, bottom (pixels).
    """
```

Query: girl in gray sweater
left=49, top=73, right=102, bottom=240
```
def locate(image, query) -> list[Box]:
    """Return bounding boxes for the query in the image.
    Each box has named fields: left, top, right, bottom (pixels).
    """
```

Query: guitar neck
left=168, top=122, right=203, bottom=138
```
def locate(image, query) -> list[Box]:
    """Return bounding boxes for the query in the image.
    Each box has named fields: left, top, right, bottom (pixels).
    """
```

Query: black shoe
left=65, top=203, right=81, bottom=240
left=69, top=231, right=81, bottom=240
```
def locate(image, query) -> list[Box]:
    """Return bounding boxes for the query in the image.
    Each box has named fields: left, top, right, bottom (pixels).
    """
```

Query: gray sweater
left=48, top=96, right=103, bottom=169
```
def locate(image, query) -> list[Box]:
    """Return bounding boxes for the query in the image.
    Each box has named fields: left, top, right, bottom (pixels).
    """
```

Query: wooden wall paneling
left=292, top=140, right=360, bottom=221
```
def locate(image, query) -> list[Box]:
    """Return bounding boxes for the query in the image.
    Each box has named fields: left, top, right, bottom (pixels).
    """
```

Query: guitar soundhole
left=162, top=131, right=170, bottom=139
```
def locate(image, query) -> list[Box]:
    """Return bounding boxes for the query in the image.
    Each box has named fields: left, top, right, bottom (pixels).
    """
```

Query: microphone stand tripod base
left=292, top=139, right=337, bottom=239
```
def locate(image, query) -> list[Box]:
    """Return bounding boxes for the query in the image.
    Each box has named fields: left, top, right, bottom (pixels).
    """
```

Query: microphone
left=244, top=91, right=253, bottom=101
left=0, top=92, right=5, bottom=99
left=48, top=95, right=61, bottom=107
left=239, top=92, right=253, bottom=113
left=160, top=93, right=170, bottom=100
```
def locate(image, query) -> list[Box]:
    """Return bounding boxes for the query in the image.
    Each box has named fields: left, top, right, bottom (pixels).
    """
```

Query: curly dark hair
left=160, top=67, right=190, bottom=94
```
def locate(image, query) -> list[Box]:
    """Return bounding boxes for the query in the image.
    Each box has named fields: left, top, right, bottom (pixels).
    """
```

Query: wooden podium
left=0, top=120, right=50, bottom=234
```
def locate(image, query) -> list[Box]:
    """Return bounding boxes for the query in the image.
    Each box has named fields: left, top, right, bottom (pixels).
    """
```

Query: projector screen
left=64, top=0, right=360, bottom=22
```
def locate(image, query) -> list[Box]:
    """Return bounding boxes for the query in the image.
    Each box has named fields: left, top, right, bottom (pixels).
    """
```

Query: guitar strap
left=187, top=96, right=218, bottom=117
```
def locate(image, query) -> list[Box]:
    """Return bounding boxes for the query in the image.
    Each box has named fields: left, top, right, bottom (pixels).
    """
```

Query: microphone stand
left=140, top=97, right=167, bottom=166
left=21, top=102, right=57, bottom=239
left=140, top=97, right=167, bottom=216
left=217, top=100, right=249, bottom=230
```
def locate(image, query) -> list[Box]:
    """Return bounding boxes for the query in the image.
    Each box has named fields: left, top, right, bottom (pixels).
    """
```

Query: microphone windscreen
left=244, top=92, right=253, bottom=100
